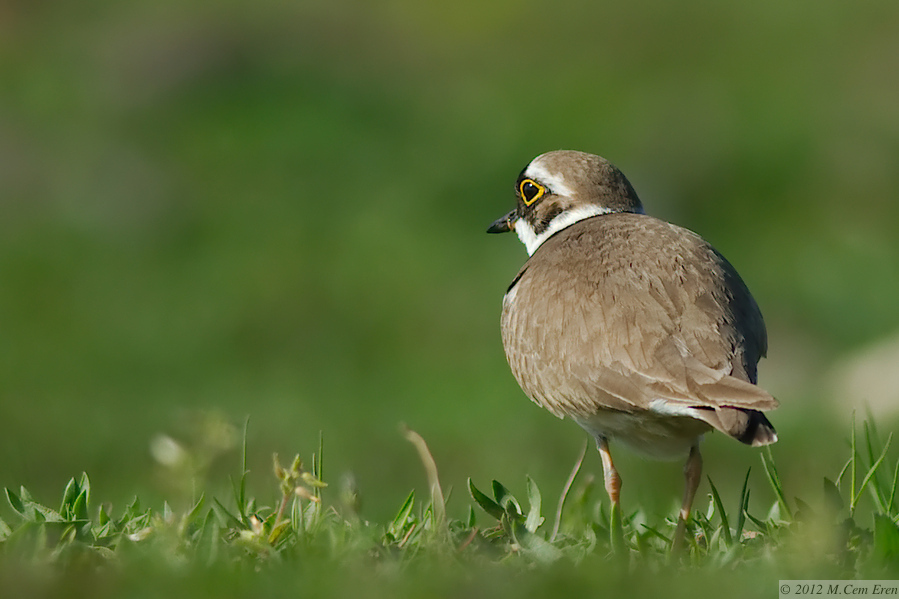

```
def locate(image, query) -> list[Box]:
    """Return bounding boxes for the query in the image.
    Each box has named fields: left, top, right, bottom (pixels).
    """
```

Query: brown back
left=501, top=213, right=777, bottom=426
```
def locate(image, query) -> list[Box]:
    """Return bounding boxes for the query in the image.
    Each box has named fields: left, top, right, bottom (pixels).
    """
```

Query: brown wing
left=500, top=213, right=777, bottom=437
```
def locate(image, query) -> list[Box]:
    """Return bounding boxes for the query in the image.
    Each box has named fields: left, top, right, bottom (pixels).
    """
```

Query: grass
left=2, top=416, right=899, bottom=598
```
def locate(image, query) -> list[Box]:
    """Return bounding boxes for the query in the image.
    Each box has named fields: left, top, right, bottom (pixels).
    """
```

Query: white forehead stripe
left=515, top=205, right=613, bottom=256
left=523, top=161, right=578, bottom=198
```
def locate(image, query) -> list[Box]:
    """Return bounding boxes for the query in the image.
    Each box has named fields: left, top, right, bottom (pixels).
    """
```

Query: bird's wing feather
left=501, top=214, right=776, bottom=420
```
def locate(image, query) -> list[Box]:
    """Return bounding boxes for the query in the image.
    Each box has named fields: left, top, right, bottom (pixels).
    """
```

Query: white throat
left=515, top=205, right=613, bottom=256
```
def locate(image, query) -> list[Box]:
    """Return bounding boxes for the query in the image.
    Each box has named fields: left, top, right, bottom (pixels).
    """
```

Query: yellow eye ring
left=519, top=179, right=545, bottom=206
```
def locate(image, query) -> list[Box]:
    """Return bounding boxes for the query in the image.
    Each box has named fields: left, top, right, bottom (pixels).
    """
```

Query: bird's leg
left=597, top=437, right=624, bottom=552
left=673, top=443, right=702, bottom=552
left=597, top=437, right=621, bottom=506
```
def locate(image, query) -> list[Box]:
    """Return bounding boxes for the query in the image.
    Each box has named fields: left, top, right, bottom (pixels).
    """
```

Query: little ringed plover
left=487, top=150, right=778, bottom=547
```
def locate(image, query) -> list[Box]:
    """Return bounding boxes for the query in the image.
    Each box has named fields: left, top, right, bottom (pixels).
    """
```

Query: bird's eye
left=519, top=179, right=545, bottom=206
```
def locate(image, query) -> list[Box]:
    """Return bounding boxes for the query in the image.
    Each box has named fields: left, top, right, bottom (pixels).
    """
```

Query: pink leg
left=597, top=437, right=621, bottom=509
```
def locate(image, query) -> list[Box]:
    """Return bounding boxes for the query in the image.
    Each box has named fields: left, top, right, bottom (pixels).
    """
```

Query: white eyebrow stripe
left=523, top=162, right=578, bottom=198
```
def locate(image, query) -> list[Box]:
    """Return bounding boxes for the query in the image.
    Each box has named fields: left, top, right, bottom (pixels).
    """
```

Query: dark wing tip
left=739, top=411, right=778, bottom=446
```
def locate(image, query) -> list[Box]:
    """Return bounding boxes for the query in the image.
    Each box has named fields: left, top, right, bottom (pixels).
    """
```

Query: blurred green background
left=2, top=0, right=898, bottom=525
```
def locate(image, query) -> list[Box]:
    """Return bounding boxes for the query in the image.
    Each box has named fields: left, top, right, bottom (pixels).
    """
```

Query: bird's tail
left=692, top=407, right=778, bottom=446
left=736, top=410, right=778, bottom=446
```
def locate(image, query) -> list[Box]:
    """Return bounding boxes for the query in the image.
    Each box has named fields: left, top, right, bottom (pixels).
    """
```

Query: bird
left=487, top=150, right=778, bottom=549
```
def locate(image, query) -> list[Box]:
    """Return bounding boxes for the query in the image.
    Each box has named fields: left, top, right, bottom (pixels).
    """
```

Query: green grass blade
left=211, top=498, right=242, bottom=529
left=735, top=468, right=751, bottom=541
left=184, top=492, right=207, bottom=529
left=314, top=430, right=324, bottom=502
left=851, top=411, right=857, bottom=509
left=888, top=459, right=899, bottom=515
left=228, top=418, right=251, bottom=525
left=761, top=448, right=792, bottom=521
left=509, top=519, right=563, bottom=563
left=707, top=476, right=732, bottom=547
left=59, top=477, right=79, bottom=519
left=243, top=418, right=252, bottom=521
left=6, top=488, right=32, bottom=520
left=873, top=514, right=899, bottom=562
left=853, top=432, right=892, bottom=515
left=195, top=509, right=219, bottom=565
left=692, top=510, right=715, bottom=551
left=836, top=458, right=852, bottom=488
left=387, top=490, right=415, bottom=540
left=72, top=488, right=89, bottom=522
left=823, top=477, right=844, bottom=513
left=240, top=417, right=248, bottom=509
left=640, top=524, right=671, bottom=544
left=744, top=509, right=768, bottom=533
left=491, top=480, right=521, bottom=517
left=78, top=473, right=90, bottom=516
left=864, top=421, right=889, bottom=510
left=525, top=477, right=544, bottom=533
left=468, top=479, right=504, bottom=521
left=551, top=439, right=587, bottom=542
left=292, top=490, right=305, bottom=536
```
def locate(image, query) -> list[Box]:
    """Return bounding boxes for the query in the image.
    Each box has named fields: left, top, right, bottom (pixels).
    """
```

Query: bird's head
left=487, top=150, right=644, bottom=255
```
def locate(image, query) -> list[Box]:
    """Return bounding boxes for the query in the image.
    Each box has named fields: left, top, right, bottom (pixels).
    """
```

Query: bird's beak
left=486, top=210, right=517, bottom=234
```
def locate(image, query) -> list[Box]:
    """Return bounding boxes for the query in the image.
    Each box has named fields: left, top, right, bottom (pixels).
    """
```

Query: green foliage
left=3, top=418, right=899, bottom=598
